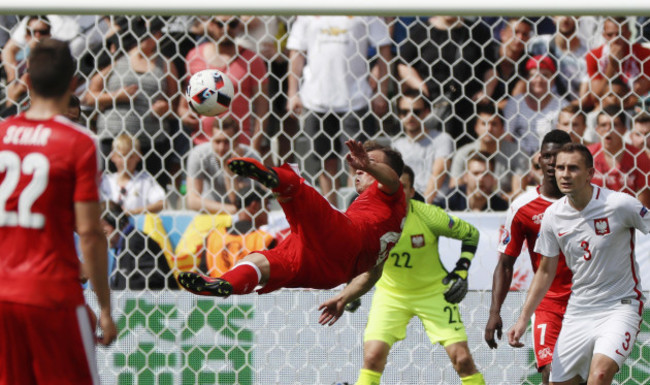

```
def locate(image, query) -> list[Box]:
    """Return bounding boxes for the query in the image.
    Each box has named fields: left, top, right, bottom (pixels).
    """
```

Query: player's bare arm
left=485, top=253, right=517, bottom=349
left=76, top=201, right=117, bottom=346
left=318, top=263, right=384, bottom=326
left=507, top=255, right=558, bottom=348
left=345, top=140, right=400, bottom=195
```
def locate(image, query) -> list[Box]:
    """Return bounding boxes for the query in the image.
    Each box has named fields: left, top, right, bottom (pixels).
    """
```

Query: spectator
left=178, top=15, right=269, bottom=155
left=584, top=17, right=650, bottom=109
left=100, top=133, right=166, bottom=215
left=504, top=55, right=569, bottom=155
left=186, top=115, right=261, bottom=214
left=556, top=104, right=594, bottom=145
left=286, top=16, right=391, bottom=206
left=203, top=184, right=276, bottom=277
left=84, top=16, right=179, bottom=188
left=450, top=104, right=528, bottom=197
left=1, top=16, right=52, bottom=114
left=629, top=113, right=650, bottom=156
left=585, top=76, right=633, bottom=136
left=392, top=89, right=454, bottom=203
left=102, top=201, right=177, bottom=290
left=527, top=16, right=590, bottom=102
left=444, top=152, right=509, bottom=212
left=397, top=16, right=498, bottom=143
left=588, top=105, right=650, bottom=207
left=488, top=17, right=533, bottom=110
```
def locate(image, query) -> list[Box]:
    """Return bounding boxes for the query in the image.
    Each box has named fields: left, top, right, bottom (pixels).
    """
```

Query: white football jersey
left=534, top=185, right=649, bottom=316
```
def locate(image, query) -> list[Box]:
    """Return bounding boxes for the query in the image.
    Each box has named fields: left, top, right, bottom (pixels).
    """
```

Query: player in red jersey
left=178, top=140, right=406, bottom=300
left=0, top=39, right=116, bottom=385
left=484, top=129, right=573, bottom=385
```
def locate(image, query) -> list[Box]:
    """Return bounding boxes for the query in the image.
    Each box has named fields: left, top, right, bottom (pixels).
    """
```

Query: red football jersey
left=589, top=142, right=650, bottom=196
left=346, top=181, right=406, bottom=277
left=0, top=113, right=100, bottom=308
left=498, top=187, right=572, bottom=301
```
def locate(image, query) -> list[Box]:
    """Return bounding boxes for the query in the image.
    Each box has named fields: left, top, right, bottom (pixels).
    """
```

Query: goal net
left=1, top=14, right=650, bottom=384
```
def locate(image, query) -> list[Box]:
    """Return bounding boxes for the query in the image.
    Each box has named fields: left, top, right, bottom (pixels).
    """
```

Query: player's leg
left=178, top=253, right=268, bottom=296
left=585, top=354, right=619, bottom=385
left=532, top=301, right=566, bottom=385
left=444, top=342, right=484, bottom=384
left=356, top=288, right=411, bottom=385
left=589, top=305, right=642, bottom=385
left=356, top=340, right=390, bottom=385
left=418, top=294, right=485, bottom=385
left=548, top=315, right=596, bottom=384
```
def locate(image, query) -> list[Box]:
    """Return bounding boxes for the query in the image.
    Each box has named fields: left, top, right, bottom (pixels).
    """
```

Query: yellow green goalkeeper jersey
left=376, top=199, right=479, bottom=295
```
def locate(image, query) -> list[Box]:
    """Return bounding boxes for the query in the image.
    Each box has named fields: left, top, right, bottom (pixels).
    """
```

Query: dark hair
left=635, top=113, right=650, bottom=124
left=475, top=103, right=504, bottom=125
left=560, top=104, right=586, bottom=125
left=542, top=129, right=572, bottom=147
left=363, top=140, right=405, bottom=176
left=467, top=151, right=495, bottom=171
left=598, top=104, right=628, bottom=129
left=401, top=165, right=415, bottom=190
left=101, top=201, right=130, bottom=229
left=28, top=39, right=75, bottom=98
left=558, top=143, right=594, bottom=169
left=396, top=88, right=431, bottom=110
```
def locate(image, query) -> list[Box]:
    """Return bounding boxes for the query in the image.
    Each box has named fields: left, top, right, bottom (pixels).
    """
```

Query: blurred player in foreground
left=335, top=165, right=485, bottom=385
left=178, top=140, right=406, bottom=307
left=485, top=129, right=573, bottom=385
left=0, top=38, right=116, bottom=384
left=509, top=143, right=647, bottom=385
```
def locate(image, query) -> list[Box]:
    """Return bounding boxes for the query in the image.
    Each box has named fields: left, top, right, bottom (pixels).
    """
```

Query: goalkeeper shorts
left=363, top=286, right=467, bottom=347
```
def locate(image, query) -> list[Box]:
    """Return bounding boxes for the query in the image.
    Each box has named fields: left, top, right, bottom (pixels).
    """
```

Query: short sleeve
left=286, top=17, right=308, bottom=51
left=74, top=136, right=100, bottom=202
left=533, top=211, right=561, bottom=257
left=99, top=174, right=112, bottom=202
left=497, top=207, right=526, bottom=257
left=617, top=192, right=650, bottom=235
left=434, top=133, right=454, bottom=159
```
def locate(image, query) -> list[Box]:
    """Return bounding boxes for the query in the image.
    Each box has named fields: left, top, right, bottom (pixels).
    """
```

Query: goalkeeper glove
left=442, top=257, right=471, bottom=304
left=344, top=298, right=361, bottom=313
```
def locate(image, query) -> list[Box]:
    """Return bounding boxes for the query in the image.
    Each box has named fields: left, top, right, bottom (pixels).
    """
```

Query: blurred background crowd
left=2, top=15, right=650, bottom=287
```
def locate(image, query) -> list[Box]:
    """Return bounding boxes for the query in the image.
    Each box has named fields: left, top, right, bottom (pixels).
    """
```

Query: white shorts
left=549, top=304, right=641, bottom=383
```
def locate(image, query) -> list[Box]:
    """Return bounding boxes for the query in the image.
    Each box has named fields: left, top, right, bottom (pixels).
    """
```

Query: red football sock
left=220, top=263, right=260, bottom=294
left=272, top=163, right=301, bottom=198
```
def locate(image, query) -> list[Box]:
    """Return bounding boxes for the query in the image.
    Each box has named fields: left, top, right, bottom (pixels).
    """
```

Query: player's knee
left=452, top=353, right=476, bottom=376
left=363, top=348, right=388, bottom=372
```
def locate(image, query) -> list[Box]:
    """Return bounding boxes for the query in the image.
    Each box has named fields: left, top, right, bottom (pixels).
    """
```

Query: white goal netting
left=2, top=14, right=650, bottom=385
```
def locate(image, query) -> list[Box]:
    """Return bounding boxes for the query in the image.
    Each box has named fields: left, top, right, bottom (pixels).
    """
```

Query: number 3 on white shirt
left=0, top=151, right=49, bottom=228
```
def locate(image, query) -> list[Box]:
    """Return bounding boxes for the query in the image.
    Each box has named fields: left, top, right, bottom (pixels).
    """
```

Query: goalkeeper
left=320, top=165, right=485, bottom=385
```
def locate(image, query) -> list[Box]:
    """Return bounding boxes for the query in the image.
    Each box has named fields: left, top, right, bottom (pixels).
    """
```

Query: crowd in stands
left=2, top=15, right=650, bottom=288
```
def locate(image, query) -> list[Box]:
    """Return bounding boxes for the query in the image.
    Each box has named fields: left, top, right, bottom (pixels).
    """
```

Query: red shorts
left=0, top=301, right=99, bottom=385
left=532, top=297, right=568, bottom=370
left=258, top=165, right=362, bottom=293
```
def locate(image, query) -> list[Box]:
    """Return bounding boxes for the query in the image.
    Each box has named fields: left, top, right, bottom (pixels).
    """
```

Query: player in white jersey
left=508, top=143, right=647, bottom=385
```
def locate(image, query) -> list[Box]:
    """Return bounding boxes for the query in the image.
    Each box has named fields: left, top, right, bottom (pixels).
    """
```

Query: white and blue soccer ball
left=186, top=69, right=234, bottom=117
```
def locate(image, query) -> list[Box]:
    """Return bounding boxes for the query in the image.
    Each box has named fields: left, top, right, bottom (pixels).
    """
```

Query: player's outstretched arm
left=345, top=140, right=400, bottom=195
left=507, top=255, right=558, bottom=348
left=76, top=201, right=117, bottom=346
left=318, top=263, right=384, bottom=326
left=485, top=253, right=516, bottom=349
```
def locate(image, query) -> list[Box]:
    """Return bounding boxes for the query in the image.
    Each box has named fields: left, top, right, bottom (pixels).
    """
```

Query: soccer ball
left=186, top=69, right=234, bottom=117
